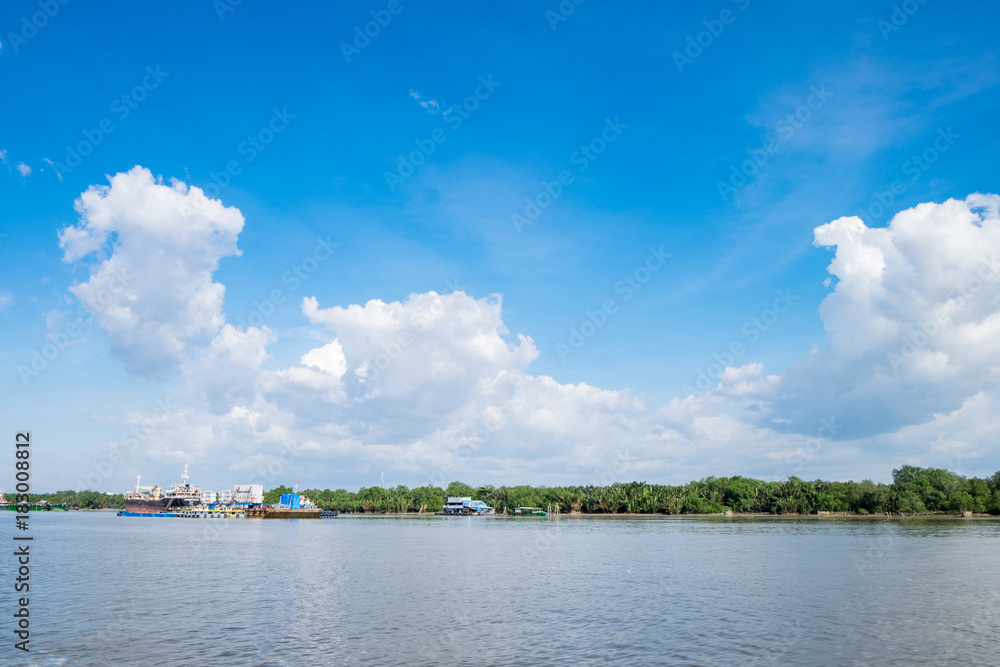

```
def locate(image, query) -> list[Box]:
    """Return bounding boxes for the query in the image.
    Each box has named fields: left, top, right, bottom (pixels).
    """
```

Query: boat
left=512, top=506, right=547, bottom=516
left=443, top=496, right=495, bottom=515
left=0, top=490, right=64, bottom=511
left=119, top=479, right=324, bottom=520
left=3, top=502, right=66, bottom=511
left=123, top=465, right=202, bottom=514
left=246, top=493, right=321, bottom=519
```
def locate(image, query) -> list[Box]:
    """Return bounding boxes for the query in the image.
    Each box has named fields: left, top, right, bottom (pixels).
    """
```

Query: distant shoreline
left=338, top=511, right=1000, bottom=520
left=29, top=508, right=1000, bottom=520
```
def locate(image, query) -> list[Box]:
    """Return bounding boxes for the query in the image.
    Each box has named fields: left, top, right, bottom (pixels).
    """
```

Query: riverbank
left=336, top=510, right=1000, bottom=520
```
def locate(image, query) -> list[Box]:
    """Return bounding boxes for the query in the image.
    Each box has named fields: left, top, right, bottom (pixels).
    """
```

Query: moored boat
left=123, top=465, right=202, bottom=514
left=0, top=491, right=65, bottom=511
left=246, top=493, right=321, bottom=519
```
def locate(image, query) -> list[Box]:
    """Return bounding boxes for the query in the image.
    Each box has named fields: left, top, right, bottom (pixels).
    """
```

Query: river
left=9, top=512, right=1000, bottom=665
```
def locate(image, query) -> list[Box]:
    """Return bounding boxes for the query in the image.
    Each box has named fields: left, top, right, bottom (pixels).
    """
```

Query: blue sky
left=2, top=0, right=1000, bottom=493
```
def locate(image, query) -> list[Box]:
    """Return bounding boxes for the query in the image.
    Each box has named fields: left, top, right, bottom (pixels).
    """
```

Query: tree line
left=28, top=490, right=125, bottom=509
left=265, top=466, right=1000, bottom=516
left=24, top=466, right=1000, bottom=515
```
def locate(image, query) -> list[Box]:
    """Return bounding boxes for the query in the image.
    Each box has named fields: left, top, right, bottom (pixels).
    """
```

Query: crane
left=130, top=474, right=162, bottom=500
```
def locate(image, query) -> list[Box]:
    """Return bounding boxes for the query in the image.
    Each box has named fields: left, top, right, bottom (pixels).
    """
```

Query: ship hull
left=246, top=506, right=321, bottom=519
left=263, top=508, right=321, bottom=519
left=2, top=504, right=65, bottom=511
left=124, top=497, right=188, bottom=514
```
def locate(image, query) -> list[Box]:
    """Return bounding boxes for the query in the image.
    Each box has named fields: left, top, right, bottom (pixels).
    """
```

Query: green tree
left=445, top=481, right=474, bottom=498
left=264, top=485, right=293, bottom=504
left=410, top=485, right=445, bottom=513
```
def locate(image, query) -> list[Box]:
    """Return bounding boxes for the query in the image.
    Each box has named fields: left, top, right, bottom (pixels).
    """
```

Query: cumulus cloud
left=763, top=194, right=1000, bottom=438
left=65, top=170, right=1000, bottom=486
left=126, top=289, right=671, bottom=486
left=16, top=162, right=31, bottom=177
left=59, top=166, right=244, bottom=375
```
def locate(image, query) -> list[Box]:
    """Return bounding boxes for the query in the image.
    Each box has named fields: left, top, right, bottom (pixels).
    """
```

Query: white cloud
left=42, top=158, right=63, bottom=182
left=16, top=162, right=31, bottom=177
left=66, top=171, right=1000, bottom=486
left=762, top=194, right=1000, bottom=439
left=409, top=89, right=440, bottom=115
left=59, top=166, right=244, bottom=375
left=0, top=291, right=12, bottom=312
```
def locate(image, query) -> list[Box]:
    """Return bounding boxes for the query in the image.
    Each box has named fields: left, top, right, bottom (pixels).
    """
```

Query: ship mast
left=182, top=464, right=189, bottom=487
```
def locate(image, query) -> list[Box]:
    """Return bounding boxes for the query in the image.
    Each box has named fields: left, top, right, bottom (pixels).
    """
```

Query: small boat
left=2, top=502, right=66, bottom=511
left=512, top=506, right=547, bottom=516
left=0, top=490, right=64, bottom=511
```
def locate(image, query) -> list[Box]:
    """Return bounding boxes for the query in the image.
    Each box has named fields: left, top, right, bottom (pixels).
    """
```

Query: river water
left=8, top=512, right=1000, bottom=665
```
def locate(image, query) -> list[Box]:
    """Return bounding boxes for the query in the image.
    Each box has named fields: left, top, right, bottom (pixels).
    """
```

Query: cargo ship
left=123, top=465, right=202, bottom=514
